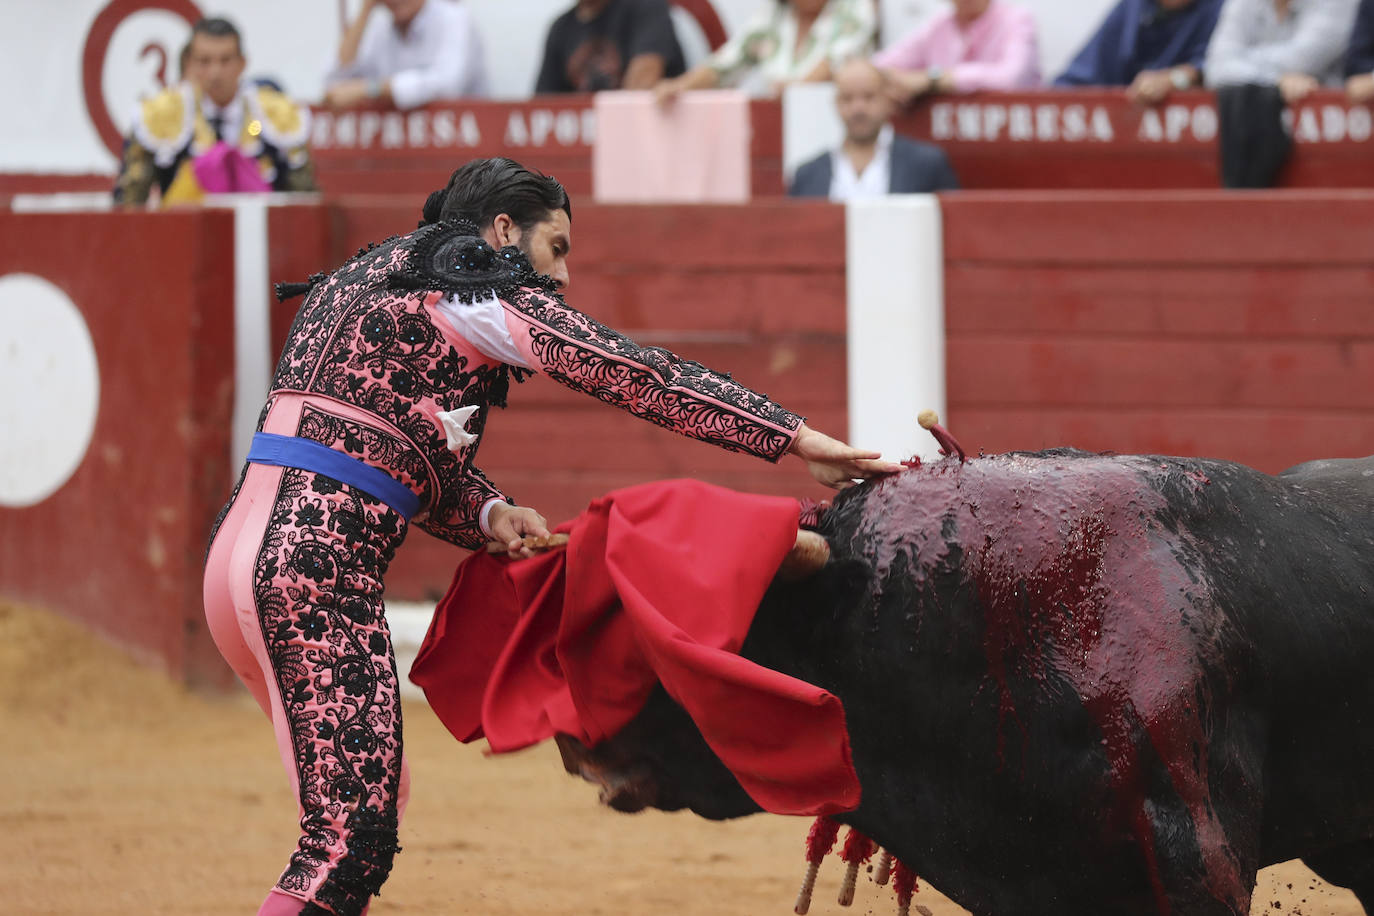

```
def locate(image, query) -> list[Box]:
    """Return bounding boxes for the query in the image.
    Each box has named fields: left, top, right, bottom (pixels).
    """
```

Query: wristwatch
left=1169, top=68, right=1193, bottom=90
left=927, top=66, right=945, bottom=89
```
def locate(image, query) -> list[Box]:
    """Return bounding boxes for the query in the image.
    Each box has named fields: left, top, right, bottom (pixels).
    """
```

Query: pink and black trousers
left=204, top=407, right=421, bottom=916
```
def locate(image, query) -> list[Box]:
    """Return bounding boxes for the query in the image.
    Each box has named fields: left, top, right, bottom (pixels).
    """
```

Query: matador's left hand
left=487, top=502, right=551, bottom=558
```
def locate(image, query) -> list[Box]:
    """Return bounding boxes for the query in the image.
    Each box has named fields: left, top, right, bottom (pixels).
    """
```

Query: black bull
left=555, top=450, right=1374, bottom=915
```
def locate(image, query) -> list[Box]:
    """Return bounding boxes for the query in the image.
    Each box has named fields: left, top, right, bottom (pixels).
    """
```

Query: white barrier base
left=386, top=601, right=435, bottom=700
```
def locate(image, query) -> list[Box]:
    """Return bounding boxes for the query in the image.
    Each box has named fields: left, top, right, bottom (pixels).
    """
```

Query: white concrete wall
left=845, top=195, right=947, bottom=464
left=2, top=0, right=765, bottom=174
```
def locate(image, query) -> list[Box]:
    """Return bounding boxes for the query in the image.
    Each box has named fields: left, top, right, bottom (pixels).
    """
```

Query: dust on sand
left=1, top=601, right=1361, bottom=915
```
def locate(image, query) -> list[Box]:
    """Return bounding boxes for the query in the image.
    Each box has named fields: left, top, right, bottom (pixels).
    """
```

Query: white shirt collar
left=198, top=82, right=248, bottom=139
left=829, top=124, right=895, bottom=201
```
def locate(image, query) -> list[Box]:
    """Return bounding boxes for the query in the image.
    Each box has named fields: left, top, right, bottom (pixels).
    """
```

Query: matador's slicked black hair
left=420, top=157, right=571, bottom=232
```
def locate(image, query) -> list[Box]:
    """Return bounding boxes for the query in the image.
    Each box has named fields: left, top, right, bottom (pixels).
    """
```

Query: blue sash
left=247, top=432, right=421, bottom=521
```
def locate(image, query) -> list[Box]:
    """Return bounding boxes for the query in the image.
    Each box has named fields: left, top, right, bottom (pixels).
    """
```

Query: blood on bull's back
left=737, top=449, right=1374, bottom=915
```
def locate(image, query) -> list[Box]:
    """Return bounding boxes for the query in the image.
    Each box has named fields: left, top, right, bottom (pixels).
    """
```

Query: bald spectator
left=789, top=58, right=959, bottom=199
left=1204, top=0, right=1360, bottom=103
left=326, top=0, right=488, bottom=109
left=874, top=0, right=1040, bottom=106
left=1054, top=0, right=1224, bottom=104
left=1345, top=0, right=1374, bottom=100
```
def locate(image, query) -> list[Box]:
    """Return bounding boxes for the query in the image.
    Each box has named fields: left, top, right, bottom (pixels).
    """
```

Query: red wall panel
left=896, top=90, right=1374, bottom=190
left=0, top=211, right=236, bottom=685
left=268, top=204, right=334, bottom=351
left=941, top=192, right=1374, bottom=471
left=25, top=192, right=1367, bottom=673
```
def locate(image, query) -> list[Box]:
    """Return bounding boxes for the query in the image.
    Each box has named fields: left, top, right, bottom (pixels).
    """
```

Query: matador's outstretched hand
left=789, top=425, right=904, bottom=490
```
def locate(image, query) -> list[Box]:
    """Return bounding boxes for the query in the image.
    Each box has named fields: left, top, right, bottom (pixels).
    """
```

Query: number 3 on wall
left=81, top=0, right=204, bottom=158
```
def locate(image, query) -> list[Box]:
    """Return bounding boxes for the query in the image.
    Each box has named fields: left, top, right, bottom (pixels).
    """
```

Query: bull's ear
left=776, top=530, right=830, bottom=581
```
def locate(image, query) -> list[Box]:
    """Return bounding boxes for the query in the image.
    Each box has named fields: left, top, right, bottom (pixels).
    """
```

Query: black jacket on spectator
left=1055, top=0, right=1224, bottom=86
left=535, top=0, right=686, bottom=92
left=1346, top=0, right=1374, bottom=75
left=788, top=136, right=961, bottom=198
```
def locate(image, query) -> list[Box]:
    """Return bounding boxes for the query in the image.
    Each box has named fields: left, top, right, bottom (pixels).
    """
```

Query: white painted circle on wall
left=0, top=274, right=101, bottom=507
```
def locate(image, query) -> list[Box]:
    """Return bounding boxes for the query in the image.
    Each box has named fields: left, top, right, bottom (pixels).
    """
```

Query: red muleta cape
left=409, top=479, right=861, bottom=816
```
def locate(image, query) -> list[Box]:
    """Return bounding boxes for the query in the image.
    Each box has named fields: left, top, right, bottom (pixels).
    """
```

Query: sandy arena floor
left=1, top=601, right=1362, bottom=916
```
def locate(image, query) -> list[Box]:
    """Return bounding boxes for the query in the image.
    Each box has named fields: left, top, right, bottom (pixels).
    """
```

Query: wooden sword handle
left=485, top=533, right=571, bottom=554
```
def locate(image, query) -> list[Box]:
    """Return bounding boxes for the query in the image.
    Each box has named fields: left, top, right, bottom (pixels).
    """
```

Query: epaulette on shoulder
left=275, top=271, right=329, bottom=303
left=390, top=221, right=561, bottom=304
left=131, top=83, right=195, bottom=167
left=250, top=84, right=311, bottom=150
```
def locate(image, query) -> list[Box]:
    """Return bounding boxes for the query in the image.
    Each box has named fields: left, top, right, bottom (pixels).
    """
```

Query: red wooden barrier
left=897, top=89, right=1374, bottom=189
left=941, top=190, right=1374, bottom=471
left=0, top=210, right=236, bottom=685
left=267, top=204, right=333, bottom=349
left=6, top=89, right=1372, bottom=200
left=303, top=89, right=1374, bottom=194
left=307, top=98, right=787, bottom=198
left=10, top=191, right=1370, bottom=680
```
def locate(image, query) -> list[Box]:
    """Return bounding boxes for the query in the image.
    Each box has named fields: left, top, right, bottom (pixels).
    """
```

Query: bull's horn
left=777, top=530, right=830, bottom=581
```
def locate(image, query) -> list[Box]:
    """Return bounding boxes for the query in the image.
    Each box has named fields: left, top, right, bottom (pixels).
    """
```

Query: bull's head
left=554, top=689, right=761, bottom=820
left=554, top=530, right=832, bottom=820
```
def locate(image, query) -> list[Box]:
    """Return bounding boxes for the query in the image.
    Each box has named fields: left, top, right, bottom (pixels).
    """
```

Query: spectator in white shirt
left=326, top=0, right=489, bottom=109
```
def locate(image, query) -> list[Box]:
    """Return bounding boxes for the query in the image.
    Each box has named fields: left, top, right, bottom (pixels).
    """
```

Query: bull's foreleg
left=1139, top=704, right=1266, bottom=916
left=1137, top=799, right=1256, bottom=916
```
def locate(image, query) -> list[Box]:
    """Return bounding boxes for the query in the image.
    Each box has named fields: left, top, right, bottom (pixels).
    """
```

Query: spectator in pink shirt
left=874, top=0, right=1041, bottom=105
